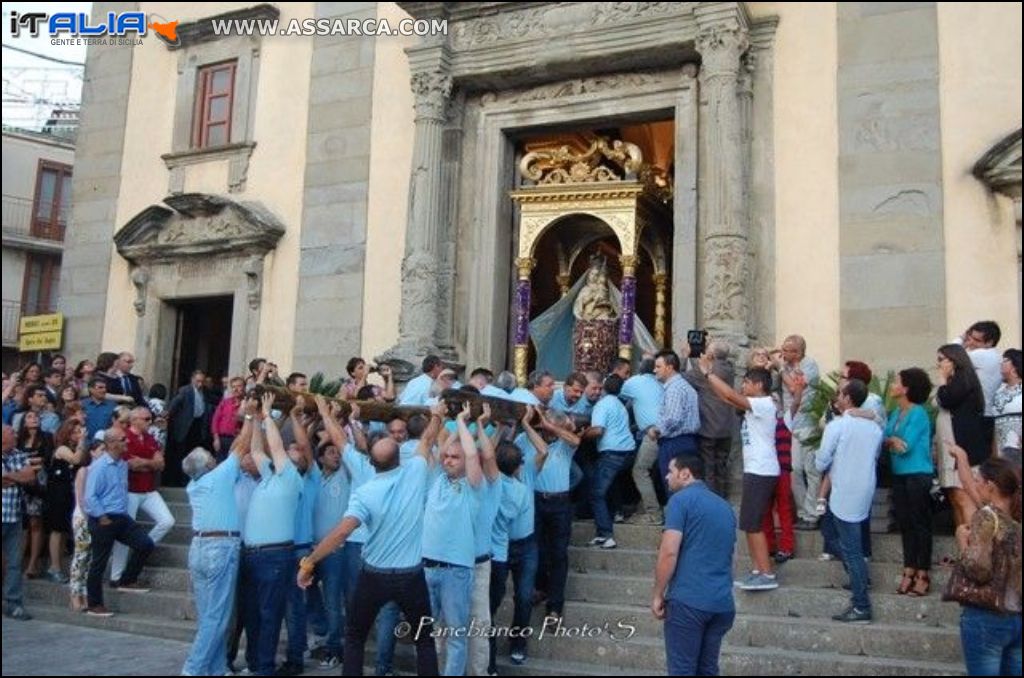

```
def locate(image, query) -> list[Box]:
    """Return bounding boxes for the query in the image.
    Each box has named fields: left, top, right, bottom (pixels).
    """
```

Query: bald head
left=370, top=437, right=400, bottom=472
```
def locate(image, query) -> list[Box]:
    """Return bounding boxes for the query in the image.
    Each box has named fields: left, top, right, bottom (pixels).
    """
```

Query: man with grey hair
left=683, top=341, right=738, bottom=498
left=510, top=370, right=555, bottom=406
left=776, top=334, right=821, bottom=529
left=181, top=398, right=256, bottom=676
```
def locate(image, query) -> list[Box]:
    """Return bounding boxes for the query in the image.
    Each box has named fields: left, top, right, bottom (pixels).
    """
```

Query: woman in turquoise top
left=884, top=367, right=934, bottom=597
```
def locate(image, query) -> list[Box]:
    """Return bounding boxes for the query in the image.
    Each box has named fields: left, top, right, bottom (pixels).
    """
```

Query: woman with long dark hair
left=945, top=448, right=1021, bottom=676
left=45, top=420, right=86, bottom=583
left=936, top=344, right=992, bottom=530
left=17, top=410, right=54, bottom=578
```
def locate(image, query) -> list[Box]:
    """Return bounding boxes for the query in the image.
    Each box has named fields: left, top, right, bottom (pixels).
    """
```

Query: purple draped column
left=514, top=257, right=535, bottom=385
left=618, top=254, right=638, bottom=361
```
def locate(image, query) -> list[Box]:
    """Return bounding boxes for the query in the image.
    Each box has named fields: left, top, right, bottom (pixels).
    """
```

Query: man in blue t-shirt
left=582, top=374, right=636, bottom=550
left=652, top=455, right=736, bottom=676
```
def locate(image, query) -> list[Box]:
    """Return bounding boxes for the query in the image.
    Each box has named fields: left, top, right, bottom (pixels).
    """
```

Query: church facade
left=60, top=1, right=1021, bottom=388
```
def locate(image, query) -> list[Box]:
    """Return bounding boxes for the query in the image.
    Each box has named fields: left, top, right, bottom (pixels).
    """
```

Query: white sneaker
left=588, top=537, right=609, bottom=547
left=818, top=552, right=835, bottom=561
left=599, top=537, right=617, bottom=550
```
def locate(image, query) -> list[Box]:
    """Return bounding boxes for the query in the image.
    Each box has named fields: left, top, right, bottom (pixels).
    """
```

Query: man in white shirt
left=961, top=321, right=1003, bottom=416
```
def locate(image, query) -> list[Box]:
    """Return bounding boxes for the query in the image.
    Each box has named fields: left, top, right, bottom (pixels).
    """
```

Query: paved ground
left=2, top=618, right=191, bottom=675
left=1, top=617, right=355, bottom=676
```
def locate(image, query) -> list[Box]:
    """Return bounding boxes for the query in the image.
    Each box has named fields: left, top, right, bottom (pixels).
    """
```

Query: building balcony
left=2, top=299, right=20, bottom=348
left=1, top=195, right=65, bottom=254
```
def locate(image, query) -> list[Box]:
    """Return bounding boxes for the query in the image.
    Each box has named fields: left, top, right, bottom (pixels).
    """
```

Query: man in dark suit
left=164, top=370, right=211, bottom=486
left=105, top=352, right=147, bottom=407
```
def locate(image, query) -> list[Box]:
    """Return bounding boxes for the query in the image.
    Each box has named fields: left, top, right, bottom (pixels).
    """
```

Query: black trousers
left=86, top=514, right=154, bottom=606
left=342, top=567, right=438, bottom=676
left=892, top=473, right=933, bottom=570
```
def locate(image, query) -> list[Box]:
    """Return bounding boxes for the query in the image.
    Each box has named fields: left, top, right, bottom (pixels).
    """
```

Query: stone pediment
left=974, top=128, right=1022, bottom=199
left=114, top=193, right=285, bottom=264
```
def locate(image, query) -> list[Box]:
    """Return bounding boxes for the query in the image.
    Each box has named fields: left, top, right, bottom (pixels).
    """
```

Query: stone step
left=494, top=601, right=962, bottom=664
left=569, top=521, right=957, bottom=564
left=26, top=579, right=197, bottom=621
left=569, top=544, right=953, bottom=588
left=563, top=572, right=960, bottom=626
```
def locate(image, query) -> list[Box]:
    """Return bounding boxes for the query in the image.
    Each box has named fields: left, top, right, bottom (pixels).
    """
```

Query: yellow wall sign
left=19, top=330, right=63, bottom=352
left=19, top=313, right=64, bottom=334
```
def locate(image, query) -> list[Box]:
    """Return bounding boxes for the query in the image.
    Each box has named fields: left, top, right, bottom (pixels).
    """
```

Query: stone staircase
left=24, top=488, right=965, bottom=675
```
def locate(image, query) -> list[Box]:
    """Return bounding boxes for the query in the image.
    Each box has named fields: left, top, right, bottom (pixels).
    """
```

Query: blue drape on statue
left=529, top=275, right=659, bottom=380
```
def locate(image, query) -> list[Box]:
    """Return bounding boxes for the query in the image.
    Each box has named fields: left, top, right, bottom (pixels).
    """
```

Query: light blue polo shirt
left=474, top=476, right=502, bottom=559
left=400, top=439, right=421, bottom=461
left=491, top=474, right=534, bottom=562
left=508, top=388, right=541, bottom=405
left=549, top=389, right=593, bottom=417
left=398, top=373, right=433, bottom=406
left=621, top=374, right=663, bottom=431
left=293, top=464, right=321, bottom=547
left=515, top=433, right=575, bottom=493
left=342, top=444, right=376, bottom=545
left=506, top=476, right=534, bottom=542
left=345, top=455, right=430, bottom=569
left=592, top=394, right=635, bottom=453
left=244, top=458, right=303, bottom=546
left=422, top=473, right=480, bottom=567
left=481, top=385, right=510, bottom=400
left=188, top=454, right=240, bottom=532
left=235, top=475, right=258, bottom=543
left=314, top=463, right=351, bottom=543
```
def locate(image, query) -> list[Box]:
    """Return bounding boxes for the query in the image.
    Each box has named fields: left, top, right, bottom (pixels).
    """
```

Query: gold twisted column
left=653, top=273, right=668, bottom=348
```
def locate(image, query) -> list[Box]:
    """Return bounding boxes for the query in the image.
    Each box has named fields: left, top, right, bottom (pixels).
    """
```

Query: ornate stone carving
left=115, top=193, right=285, bottom=265
left=702, top=236, right=749, bottom=323
left=241, top=254, right=263, bottom=310
left=519, top=138, right=643, bottom=185
left=397, top=250, right=440, bottom=349
left=130, top=267, right=149, bottom=317
left=696, top=24, right=749, bottom=78
left=479, top=70, right=681, bottom=108
left=451, top=3, right=694, bottom=49
left=411, top=71, right=453, bottom=121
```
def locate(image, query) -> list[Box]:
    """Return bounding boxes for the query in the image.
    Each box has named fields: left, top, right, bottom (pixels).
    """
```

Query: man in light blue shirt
left=509, top=369, right=556, bottom=407
left=622, top=359, right=665, bottom=524
left=548, top=372, right=592, bottom=416
left=467, top=408, right=502, bottom=676
left=397, top=355, right=444, bottom=406
left=84, top=427, right=154, bottom=615
left=240, top=394, right=304, bottom=677
left=815, top=380, right=882, bottom=624
left=182, top=406, right=253, bottom=676
left=297, top=403, right=448, bottom=677
left=421, top=406, right=485, bottom=675
left=518, top=407, right=579, bottom=633
left=583, top=375, right=637, bottom=549
left=488, top=441, right=537, bottom=671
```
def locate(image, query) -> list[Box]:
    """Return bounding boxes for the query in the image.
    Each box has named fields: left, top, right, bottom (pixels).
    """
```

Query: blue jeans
left=315, top=547, right=348, bottom=656
left=535, top=493, right=571, bottom=615
left=664, top=600, right=735, bottom=676
left=821, top=510, right=873, bottom=559
left=489, top=535, right=538, bottom=667
left=285, top=547, right=311, bottom=665
left=590, top=452, right=636, bottom=538
left=425, top=565, right=474, bottom=676
left=831, top=513, right=871, bottom=611
left=241, top=546, right=293, bottom=676
left=182, top=537, right=241, bottom=676
left=960, top=606, right=1022, bottom=676
left=2, top=522, right=24, bottom=609
left=658, top=434, right=699, bottom=483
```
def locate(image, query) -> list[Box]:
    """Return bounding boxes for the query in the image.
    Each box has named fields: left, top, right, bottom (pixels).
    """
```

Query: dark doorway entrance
left=170, top=296, right=233, bottom=392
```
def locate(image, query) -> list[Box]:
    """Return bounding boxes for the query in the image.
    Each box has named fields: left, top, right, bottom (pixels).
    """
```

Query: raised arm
left=380, top=365, right=396, bottom=402
left=701, top=353, right=749, bottom=410
left=521, top=406, right=549, bottom=471
left=230, top=397, right=258, bottom=460
left=250, top=393, right=273, bottom=470
left=262, top=396, right=291, bottom=474
left=418, top=401, right=446, bottom=465
left=315, top=395, right=349, bottom=451
left=456, top=402, right=483, bottom=488
left=290, top=396, right=314, bottom=470
left=476, top=404, right=499, bottom=482
left=540, top=409, right=581, bottom=448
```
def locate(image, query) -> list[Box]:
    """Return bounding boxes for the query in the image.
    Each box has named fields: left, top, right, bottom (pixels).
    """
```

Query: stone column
left=618, top=254, right=638, bottom=361
left=653, top=273, right=668, bottom=348
left=513, top=257, right=535, bottom=385
left=695, top=11, right=751, bottom=347
left=379, top=64, right=454, bottom=376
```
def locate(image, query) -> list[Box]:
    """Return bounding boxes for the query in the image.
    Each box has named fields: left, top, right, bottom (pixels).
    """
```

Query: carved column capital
left=619, top=254, right=639, bottom=277
left=696, top=23, right=749, bottom=78
left=515, top=257, right=536, bottom=280
left=411, top=70, right=453, bottom=122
